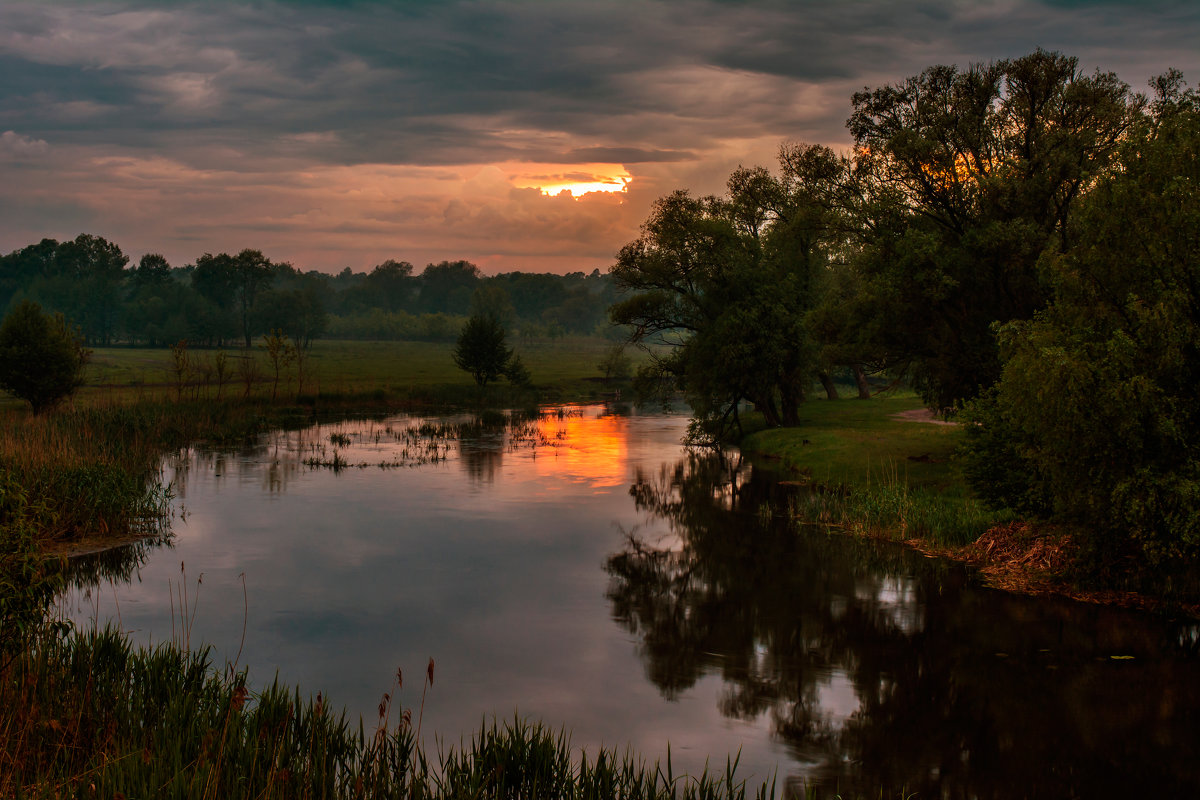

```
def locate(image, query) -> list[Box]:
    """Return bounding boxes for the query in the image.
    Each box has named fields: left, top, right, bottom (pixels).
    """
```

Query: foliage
left=0, top=301, right=90, bottom=415
left=502, top=353, right=532, bottom=387
left=262, top=329, right=297, bottom=401
left=962, top=84, right=1200, bottom=577
left=1, top=238, right=618, bottom=351
left=610, top=145, right=842, bottom=435
left=830, top=50, right=1142, bottom=410
left=327, top=309, right=469, bottom=341
left=597, top=343, right=633, bottom=383
left=453, top=313, right=521, bottom=387
left=0, top=471, right=64, bottom=664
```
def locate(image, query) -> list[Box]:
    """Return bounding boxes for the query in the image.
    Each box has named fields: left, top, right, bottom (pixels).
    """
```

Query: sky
left=2, top=1, right=1198, bottom=275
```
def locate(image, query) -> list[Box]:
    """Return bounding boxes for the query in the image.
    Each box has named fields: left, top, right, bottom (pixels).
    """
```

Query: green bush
left=0, top=300, right=90, bottom=415
left=962, top=99, right=1200, bottom=580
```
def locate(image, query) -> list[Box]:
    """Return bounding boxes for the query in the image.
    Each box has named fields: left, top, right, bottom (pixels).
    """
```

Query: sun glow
left=535, top=176, right=631, bottom=197
left=508, top=163, right=633, bottom=197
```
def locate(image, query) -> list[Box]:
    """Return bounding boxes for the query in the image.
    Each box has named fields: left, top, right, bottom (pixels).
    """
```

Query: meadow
left=741, top=393, right=1009, bottom=548
left=69, top=336, right=633, bottom=407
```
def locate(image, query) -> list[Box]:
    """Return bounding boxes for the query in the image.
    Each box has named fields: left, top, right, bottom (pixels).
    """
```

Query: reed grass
left=0, top=626, right=772, bottom=800
left=791, top=482, right=1008, bottom=547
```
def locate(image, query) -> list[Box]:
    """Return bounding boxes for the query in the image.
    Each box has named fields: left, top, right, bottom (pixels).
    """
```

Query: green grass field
left=740, top=393, right=1001, bottom=546
left=741, top=392, right=967, bottom=493
left=12, top=336, right=639, bottom=409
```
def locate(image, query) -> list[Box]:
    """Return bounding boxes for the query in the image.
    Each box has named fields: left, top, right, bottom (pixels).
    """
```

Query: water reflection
left=607, top=450, right=1200, bottom=798
left=64, top=534, right=173, bottom=592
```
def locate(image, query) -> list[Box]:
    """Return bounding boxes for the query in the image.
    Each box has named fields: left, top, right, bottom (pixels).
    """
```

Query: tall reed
left=790, top=474, right=1007, bottom=548
left=1, top=626, right=772, bottom=800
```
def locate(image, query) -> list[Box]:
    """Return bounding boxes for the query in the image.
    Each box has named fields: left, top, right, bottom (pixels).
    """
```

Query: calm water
left=63, top=405, right=1200, bottom=798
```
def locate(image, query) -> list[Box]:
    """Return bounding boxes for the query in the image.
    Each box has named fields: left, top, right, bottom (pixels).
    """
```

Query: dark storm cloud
left=1, top=0, right=1198, bottom=271
left=5, top=0, right=1192, bottom=169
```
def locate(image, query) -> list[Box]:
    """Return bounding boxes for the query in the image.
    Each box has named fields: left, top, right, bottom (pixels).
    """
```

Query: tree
left=417, top=260, right=481, bottom=314
left=962, top=77, right=1200, bottom=575
left=191, top=252, right=240, bottom=345
left=192, top=249, right=276, bottom=347
left=842, top=50, right=1142, bottom=410
left=610, top=146, right=841, bottom=436
left=597, top=343, right=632, bottom=383
left=364, top=259, right=414, bottom=311
left=453, top=313, right=517, bottom=386
left=38, top=234, right=129, bottom=346
left=468, top=285, right=516, bottom=328
left=129, top=253, right=172, bottom=289
left=0, top=301, right=90, bottom=414
left=0, top=238, right=58, bottom=312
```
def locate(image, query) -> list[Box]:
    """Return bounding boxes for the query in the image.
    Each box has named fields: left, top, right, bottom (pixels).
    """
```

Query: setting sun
left=535, top=176, right=631, bottom=197
left=509, top=163, right=633, bottom=197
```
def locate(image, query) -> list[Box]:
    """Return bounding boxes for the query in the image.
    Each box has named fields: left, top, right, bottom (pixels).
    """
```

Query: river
left=62, top=404, right=1200, bottom=798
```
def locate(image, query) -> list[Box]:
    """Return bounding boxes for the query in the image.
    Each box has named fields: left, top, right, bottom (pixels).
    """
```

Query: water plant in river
left=299, top=410, right=566, bottom=471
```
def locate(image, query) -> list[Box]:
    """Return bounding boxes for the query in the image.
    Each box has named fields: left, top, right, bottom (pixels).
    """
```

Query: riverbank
left=739, top=392, right=1200, bottom=618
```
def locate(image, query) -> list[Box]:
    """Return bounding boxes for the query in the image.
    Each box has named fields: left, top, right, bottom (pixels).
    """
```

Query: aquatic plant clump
left=298, top=409, right=568, bottom=472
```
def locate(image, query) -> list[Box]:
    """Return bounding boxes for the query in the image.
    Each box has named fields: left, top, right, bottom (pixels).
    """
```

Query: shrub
left=0, top=301, right=90, bottom=415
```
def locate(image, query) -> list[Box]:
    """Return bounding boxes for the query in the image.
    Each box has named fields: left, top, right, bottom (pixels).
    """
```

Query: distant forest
left=0, top=237, right=620, bottom=348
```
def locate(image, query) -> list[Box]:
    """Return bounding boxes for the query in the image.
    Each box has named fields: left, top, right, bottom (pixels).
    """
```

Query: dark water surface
left=63, top=405, right=1200, bottom=798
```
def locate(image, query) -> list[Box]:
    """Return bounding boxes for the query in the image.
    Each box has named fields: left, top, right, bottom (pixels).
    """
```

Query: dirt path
left=892, top=408, right=957, bottom=426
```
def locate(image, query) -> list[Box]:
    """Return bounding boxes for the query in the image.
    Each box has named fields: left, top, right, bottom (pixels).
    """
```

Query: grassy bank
left=738, top=392, right=1004, bottom=549
left=0, top=337, right=785, bottom=799
left=739, top=392, right=1200, bottom=613
left=1, top=626, right=772, bottom=800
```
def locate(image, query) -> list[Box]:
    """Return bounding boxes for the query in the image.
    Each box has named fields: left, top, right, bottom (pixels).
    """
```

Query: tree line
left=0, top=243, right=619, bottom=349
left=610, top=50, right=1200, bottom=581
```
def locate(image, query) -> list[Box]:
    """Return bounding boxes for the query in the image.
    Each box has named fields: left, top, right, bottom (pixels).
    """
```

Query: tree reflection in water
left=606, top=450, right=1200, bottom=798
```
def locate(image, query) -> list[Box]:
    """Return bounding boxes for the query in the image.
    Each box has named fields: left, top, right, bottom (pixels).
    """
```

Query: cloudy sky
left=1, top=1, right=1197, bottom=274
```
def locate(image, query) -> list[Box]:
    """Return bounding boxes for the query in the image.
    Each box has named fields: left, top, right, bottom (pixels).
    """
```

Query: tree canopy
left=833, top=49, right=1142, bottom=410
left=962, top=79, right=1200, bottom=573
left=610, top=144, right=842, bottom=437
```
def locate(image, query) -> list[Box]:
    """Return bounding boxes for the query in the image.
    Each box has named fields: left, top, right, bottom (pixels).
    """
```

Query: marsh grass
left=0, top=626, right=772, bottom=800
left=738, top=393, right=1010, bottom=547
left=791, top=480, right=1009, bottom=547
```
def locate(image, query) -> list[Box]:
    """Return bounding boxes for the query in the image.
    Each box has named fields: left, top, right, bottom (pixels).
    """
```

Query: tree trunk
left=756, top=393, right=782, bottom=427
left=780, top=383, right=801, bottom=426
left=817, top=371, right=839, bottom=401
left=853, top=364, right=872, bottom=399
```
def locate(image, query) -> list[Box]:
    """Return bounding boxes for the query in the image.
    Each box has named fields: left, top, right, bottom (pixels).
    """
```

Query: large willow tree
left=833, top=49, right=1142, bottom=410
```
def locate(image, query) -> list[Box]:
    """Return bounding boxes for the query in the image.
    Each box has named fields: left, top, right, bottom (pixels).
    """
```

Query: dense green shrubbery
left=962, top=93, right=1200, bottom=583
left=0, top=472, right=63, bottom=663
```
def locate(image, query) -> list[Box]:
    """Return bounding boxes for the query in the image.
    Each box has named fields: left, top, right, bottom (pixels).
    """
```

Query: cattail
left=426, top=657, right=435, bottom=687
left=378, top=692, right=389, bottom=721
